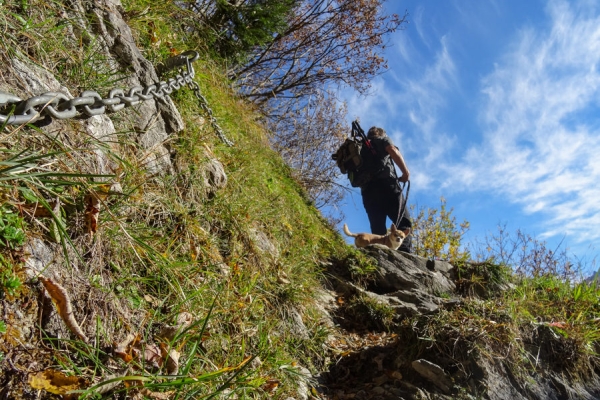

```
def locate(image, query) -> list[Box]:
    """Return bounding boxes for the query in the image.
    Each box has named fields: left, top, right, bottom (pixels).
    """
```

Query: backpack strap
left=352, top=121, right=377, bottom=156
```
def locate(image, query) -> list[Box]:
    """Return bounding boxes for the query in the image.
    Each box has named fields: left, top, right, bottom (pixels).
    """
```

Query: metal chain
left=0, top=50, right=233, bottom=146
left=187, top=80, right=234, bottom=147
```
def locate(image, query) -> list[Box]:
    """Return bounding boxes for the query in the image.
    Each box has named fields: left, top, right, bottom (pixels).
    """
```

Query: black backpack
left=332, top=121, right=386, bottom=188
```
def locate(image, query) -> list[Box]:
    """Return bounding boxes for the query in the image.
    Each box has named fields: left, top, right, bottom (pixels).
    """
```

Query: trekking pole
left=352, top=120, right=377, bottom=156
left=395, top=180, right=410, bottom=228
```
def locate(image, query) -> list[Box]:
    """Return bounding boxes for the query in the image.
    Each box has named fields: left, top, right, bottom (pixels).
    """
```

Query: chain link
left=0, top=50, right=233, bottom=146
left=187, top=80, right=234, bottom=147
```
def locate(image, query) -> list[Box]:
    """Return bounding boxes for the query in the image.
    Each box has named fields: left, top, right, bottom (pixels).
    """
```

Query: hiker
left=360, top=126, right=412, bottom=253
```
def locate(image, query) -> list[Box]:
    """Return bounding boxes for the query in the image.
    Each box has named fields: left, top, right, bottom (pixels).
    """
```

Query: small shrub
left=455, top=260, right=512, bottom=298
left=412, top=198, right=470, bottom=262
left=345, top=294, right=395, bottom=331
left=0, top=206, right=25, bottom=249
left=345, top=248, right=378, bottom=277
left=474, top=224, right=574, bottom=279
left=0, top=254, right=22, bottom=298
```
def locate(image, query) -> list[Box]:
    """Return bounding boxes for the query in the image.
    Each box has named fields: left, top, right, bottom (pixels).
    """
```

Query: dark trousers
left=361, top=179, right=412, bottom=251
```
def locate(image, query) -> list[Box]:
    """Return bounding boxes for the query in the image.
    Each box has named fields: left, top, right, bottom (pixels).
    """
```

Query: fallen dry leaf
left=548, top=321, right=567, bottom=329
left=114, top=333, right=140, bottom=363
left=160, top=343, right=180, bottom=375
left=139, top=388, right=175, bottom=399
left=157, top=312, right=193, bottom=341
left=114, top=334, right=179, bottom=375
left=260, top=378, right=280, bottom=393
left=144, top=343, right=163, bottom=369
left=39, top=277, right=88, bottom=343
left=19, top=202, right=54, bottom=218
left=84, top=194, right=100, bottom=234
left=175, top=312, right=193, bottom=327
left=29, top=369, right=86, bottom=396
left=143, top=294, right=159, bottom=306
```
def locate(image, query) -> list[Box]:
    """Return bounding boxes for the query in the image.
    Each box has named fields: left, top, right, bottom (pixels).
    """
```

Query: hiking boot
left=398, top=234, right=412, bottom=253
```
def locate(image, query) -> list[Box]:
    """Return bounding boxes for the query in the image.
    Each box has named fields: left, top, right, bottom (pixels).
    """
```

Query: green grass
left=2, top=0, right=600, bottom=398
left=388, top=273, right=600, bottom=390
left=0, top=1, right=349, bottom=397
left=0, top=206, right=25, bottom=297
left=0, top=205, right=25, bottom=249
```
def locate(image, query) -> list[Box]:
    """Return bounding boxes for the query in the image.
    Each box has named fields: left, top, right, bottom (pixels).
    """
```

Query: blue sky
left=338, top=0, right=600, bottom=271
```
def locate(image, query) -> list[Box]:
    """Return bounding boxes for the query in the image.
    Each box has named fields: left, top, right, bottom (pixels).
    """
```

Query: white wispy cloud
left=345, top=26, right=459, bottom=190
left=452, top=0, right=600, bottom=243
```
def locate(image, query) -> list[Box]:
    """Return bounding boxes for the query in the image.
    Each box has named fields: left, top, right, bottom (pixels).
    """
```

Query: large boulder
left=333, top=245, right=459, bottom=317
left=363, top=246, right=456, bottom=296
left=328, top=245, right=459, bottom=318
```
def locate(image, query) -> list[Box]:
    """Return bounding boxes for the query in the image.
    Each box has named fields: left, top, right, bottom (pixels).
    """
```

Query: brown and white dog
left=343, top=223, right=408, bottom=250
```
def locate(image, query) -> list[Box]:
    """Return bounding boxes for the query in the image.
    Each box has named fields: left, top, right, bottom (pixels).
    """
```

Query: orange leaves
left=148, top=21, right=160, bottom=45
left=83, top=182, right=123, bottom=236
left=28, top=369, right=87, bottom=399
left=112, top=330, right=182, bottom=375
left=84, top=194, right=100, bottom=235
left=260, top=378, right=280, bottom=394
left=114, top=333, right=141, bottom=363
left=327, top=331, right=398, bottom=357
left=84, top=185, right=112, bottom=235
left=39, top=277, right=88, bottom=343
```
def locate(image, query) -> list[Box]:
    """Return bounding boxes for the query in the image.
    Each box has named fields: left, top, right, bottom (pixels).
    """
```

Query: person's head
left=367, top=126, right=386, bottom=138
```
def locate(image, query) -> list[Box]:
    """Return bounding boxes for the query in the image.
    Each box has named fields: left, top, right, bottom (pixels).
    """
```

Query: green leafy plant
left=412, top=197, right=471, bottom=262
left=0, top=254, right=22, bottom=297
left=0, top=206, right=25, bottom=298
left=198, top=0, right=296, bottom=63
left=0, top=205, right=25, bottom=249
left=344, top=294, right=395, bottom=331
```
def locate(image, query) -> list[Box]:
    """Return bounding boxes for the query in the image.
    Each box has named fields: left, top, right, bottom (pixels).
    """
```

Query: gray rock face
left=365, top=246, right=456, bottom=296
left=339, top=246, right=458, bottom=317
left=85, top=0, right=184, bottom=175
left=4, top=0, right=229, bottom=369
left=322, top=246, right=600, bottom=399
left=411, top=359, right=453, bottom=394
left=477, top=355, right=600, bottom=400
left=3, top=0, right=186, bottom=175
left=202, top=157, right=228, bottom=197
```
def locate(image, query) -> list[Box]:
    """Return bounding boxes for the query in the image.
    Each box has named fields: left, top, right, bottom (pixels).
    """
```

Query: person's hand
left=398, top=174, right=409, bottom=183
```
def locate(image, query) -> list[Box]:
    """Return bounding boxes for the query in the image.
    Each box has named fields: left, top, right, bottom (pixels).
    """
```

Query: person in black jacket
left=360, top=126, right=412, bottom=253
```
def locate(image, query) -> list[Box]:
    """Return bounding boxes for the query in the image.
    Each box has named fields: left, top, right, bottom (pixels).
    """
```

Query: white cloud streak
left=345, top=31, right=458, bottom=187
left=452, top=0, right=600, bottom=243
left=343, top=0, right=600, bottom=249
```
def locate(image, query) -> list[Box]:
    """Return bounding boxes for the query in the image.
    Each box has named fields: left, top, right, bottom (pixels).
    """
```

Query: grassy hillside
left=2, top=1, right=600, bottom=399
left=0, top=0, right=354, bottom=397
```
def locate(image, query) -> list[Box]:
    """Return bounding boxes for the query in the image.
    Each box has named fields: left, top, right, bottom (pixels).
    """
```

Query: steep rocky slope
left=1, top=0, right=599, bottom=399
left=320, top=247, right=600, bottom=399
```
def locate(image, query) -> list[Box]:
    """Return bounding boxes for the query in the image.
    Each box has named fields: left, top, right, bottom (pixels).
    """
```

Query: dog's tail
left=343, top=223, right=357, bottom=237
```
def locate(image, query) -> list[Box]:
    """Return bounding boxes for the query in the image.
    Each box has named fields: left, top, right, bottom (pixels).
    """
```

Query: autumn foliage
left=411, top=198, right=471, bottom=262
left=269, top=91, right=348, bottom=214
left=230, top=0, right=406, bottom=110
left=223, top=0, right=407, bottom=210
